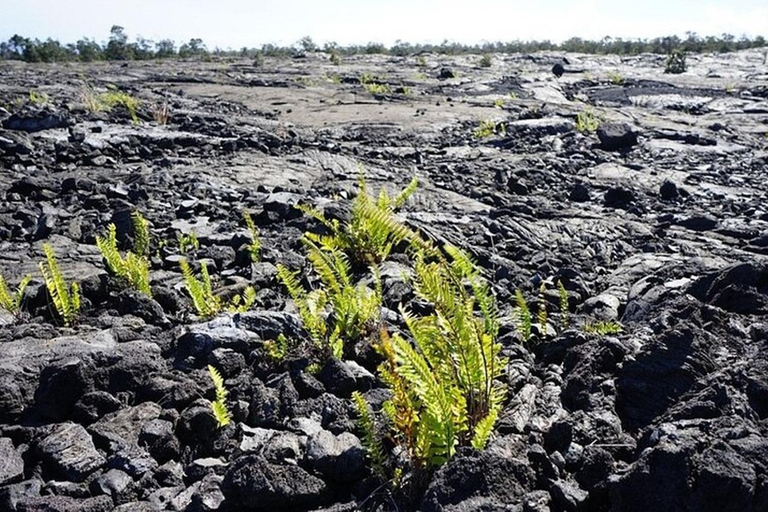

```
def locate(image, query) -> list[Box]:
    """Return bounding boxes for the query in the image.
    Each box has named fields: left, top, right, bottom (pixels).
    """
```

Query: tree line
left=1, top=26, right=765, bottom=63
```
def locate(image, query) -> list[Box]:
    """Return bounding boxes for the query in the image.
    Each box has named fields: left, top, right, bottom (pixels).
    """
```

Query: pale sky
left=2, top=0, right=766, bottom=49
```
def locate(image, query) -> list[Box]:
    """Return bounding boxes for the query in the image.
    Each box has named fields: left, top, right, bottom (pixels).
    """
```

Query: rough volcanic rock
left=37, top=423, right=106, bottom=482
left=221, top=455, right=329, bottom=510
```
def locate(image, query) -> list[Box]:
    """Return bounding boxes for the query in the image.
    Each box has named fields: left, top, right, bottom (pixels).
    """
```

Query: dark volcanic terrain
left=1, top=49, right=768, bottom=511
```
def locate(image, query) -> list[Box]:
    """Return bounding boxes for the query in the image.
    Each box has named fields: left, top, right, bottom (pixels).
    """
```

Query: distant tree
left=178, top=38, right=207, bottom=58
left=35, top=38, right=76, bottom=62
left=6, top=35, right=29, bottom=59
left=155, top=39, right=176, bottom=58
left=297, top=36, right=316, bottom=52
left=132, top=36, right=154, bottom=60
left=105, top=25, right=132, bottom=60
left=76, top=38, right=103, bottom=61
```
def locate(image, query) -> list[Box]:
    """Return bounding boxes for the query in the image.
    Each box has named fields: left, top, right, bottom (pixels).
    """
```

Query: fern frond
left=207, top=365, right=231, bottom=428
left=583, top=320, right=623, bottom=335
left=228, top=286, right=257, bottom=313
left=393, top=177, right=419, bottom=210
left=391, top=331, right=462, bottom=465
left=352, top=391, right=386, bottom=473
left=40, top=244, right=80, bottom=326
left=180, top=259, right=222, bottom=318
left=131, top=211, right=151, bottom=258
left=276, top=264, right=307, bottom=301
left=470, top=408, right=498, bottom=450
left=243, top=211, right=261, bottom=262
left=96, top=224, right=127, bottom=276
left=264, top=333, right=289, bottom=361
left=514, top=290, right=531, bottom=343
left=0, top=273, right=31, bottom=316
left=97, top=222, right=152, bottom=296
left=358, top=199, right=434, bottom=257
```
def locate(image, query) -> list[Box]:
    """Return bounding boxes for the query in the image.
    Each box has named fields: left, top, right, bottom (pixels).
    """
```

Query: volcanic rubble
left=0, top=49, right=767, bottom=511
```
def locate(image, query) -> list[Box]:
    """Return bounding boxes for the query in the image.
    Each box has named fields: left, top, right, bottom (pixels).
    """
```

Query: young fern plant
left=276, top=238, right=382, bottom=359
left=0, top=273, right=32, bottom=319
left=179, top=259, right=256, bottom=319
left=514, top=289, right=532, bottom=343
left=39, top=244, right=81, bottom=327
left=299, top=174, right=419, bottom=264
left=96, top=222, right=152, bottom=296
left=264, top=333, right=289, bottom=362
left=131, top=211, right=151, bottom=258
left=207, top=365, right=232, bottom=428
left=583, top=320, right=623, bottom=335
left=351, top=391, right=386, bottom=476
left=177, top=232, right=199, bottom=254
left=243, top=211, right=261, bottom=262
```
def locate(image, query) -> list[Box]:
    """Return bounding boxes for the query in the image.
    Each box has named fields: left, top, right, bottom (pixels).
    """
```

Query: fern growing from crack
left=375, top=247, right=507, bottom=470
left=514, top=289, right=532, bottom=343
left=243, top=211, right=262, bottom=262
left=180, top=259, right=256, bottom=319
left=207, top=365, right=231, bottom=427
left=352, top=390, right=386, bottom=476
left=131, top=211, right=151, bottom=258
left=276, top=238, right=381, bottom=359
left=0, top=273, right=31, bottom=318
left=177, top=231, right=199, bottom=253
left=299, top=173, right=421, bottom=264
left=96, top=223, right=151, bottom=296
left=583, top=320, right=623, bottom=335
left=264, top=333, right=289, bottom=361
left=39, top=244, right=81, bottom=327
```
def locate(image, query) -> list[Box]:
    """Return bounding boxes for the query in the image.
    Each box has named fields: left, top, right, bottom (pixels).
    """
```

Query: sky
left=1, top=0, right=766, bottom=49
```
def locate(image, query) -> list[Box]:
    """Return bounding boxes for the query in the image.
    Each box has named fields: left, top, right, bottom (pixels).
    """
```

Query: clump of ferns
left=96, top=211, right=152, bottom=296
left=0, top=272, right=32, bottom=321
left=39, top=244, right=81, bottom=327
left=298, top=174, right=419, bottom=265
left=276, top=238, right=383, bottom=360
left=179, top=259, right=256, bottom=319
left=353, top=246, right=508, bottom=499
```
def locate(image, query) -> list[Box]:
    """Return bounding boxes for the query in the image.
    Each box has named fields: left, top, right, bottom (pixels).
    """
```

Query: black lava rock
left=597, top=123, right=638, bottom=151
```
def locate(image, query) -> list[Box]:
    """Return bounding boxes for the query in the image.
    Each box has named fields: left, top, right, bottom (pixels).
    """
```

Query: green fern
left=299, top=173, right=421, bottom=264
left=177, top=231, right=199, bottom=253
left=277, top=239, right=382, bottom=359
left=39, top=244, right=81, bottom=327
left=0, top=273, right=32, bottom=318
left=227, top=285, right=257, bottom=314
left=96, top=223, right=151, bottom=296
left=557, top=279, right=569, bottom=329
left=243, top=211, right=261, bottom=262
left=379, top=248, right=507, bottom=469
left=180, top=259, right=256, bottom=318
left=131, top=211, right=151, bottom=258
left=583, top=320, right=623, bottom=335
left=352, top=391, right=386, bottom=474
left=207, top=365, right=231, bottom=427
left=264, top=333, right=289, bottom=361
left=514, top=289, right=531, bottom=343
